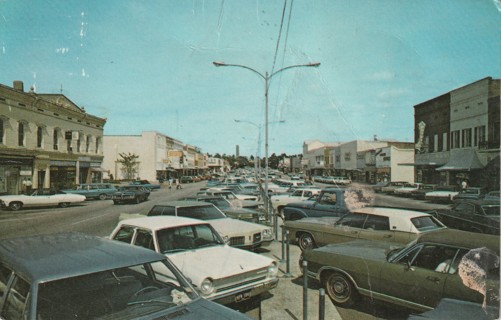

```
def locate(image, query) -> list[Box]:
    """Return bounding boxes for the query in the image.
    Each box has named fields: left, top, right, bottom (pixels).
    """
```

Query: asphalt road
left=0, top=182, right=451, bottom=319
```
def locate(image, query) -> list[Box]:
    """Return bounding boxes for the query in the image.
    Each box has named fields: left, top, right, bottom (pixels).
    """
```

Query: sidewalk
left=258, top=240, right=342, bottom=320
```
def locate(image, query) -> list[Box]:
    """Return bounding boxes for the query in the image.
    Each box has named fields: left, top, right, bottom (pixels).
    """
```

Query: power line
left=270, top=0, right=288, bottom=74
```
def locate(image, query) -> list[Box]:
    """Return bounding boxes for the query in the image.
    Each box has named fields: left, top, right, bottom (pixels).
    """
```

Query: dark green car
left=302, top=229, right=499, bottom=313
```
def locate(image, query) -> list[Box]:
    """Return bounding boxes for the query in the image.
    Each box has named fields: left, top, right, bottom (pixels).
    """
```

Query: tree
left=117, top=152, right=140, bottom=180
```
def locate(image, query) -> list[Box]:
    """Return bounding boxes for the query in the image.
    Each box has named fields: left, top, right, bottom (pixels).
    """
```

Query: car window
left=454, top=202, right=474, bottom=212
left=148, top=206, right=176, bottom=216
left=1, top=275, right=30, bottom=320
left=134, top=230, right=155, bottom=251
left=319, top=192, right=337, bottom=205
left=177, top=206, right=226, bottom=220
left=0, top=264, right=13, bottom=303
left=337, top=213, right=367, bottom=228
left=481, top=205, right=500, bottom=216
left=411, top=216, right=443, bottom=231
left=411, top=245, right=461, bottom=273
left=113, top=226, right=135, bottom=243
left=364, top=215, right=390, bottom=231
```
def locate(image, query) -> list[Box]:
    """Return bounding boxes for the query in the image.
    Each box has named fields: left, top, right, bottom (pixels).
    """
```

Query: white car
left=0, top=189, right=86, bottom=211
left=271, top=188, right=322, bottom=214
left=393, top=183, right=423, bottom=196
left=425, top=186, right=460, bottom=203
left=110, top=216, right=279, bottom=305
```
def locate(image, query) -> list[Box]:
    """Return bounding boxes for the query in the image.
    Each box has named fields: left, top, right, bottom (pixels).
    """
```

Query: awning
left=90, top=167, right=108, bottom=172
left=436, top=149, right=484, bottom=171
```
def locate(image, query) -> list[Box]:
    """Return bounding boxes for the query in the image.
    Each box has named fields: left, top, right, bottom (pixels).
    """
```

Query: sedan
left=0, top=232, right=252, bottom=319
left=110, top=216, right=279, bottom=305
left=302, top=229, right=499, bottom=312
left=0, top=189, right=86, bottom=211
left=284, top=207, right=445, bottom=250
left=433, top=200, right=500, bottom=235
left=425, top=185, right=460, bottom=203
left=129, top=179, right=161, bottom=190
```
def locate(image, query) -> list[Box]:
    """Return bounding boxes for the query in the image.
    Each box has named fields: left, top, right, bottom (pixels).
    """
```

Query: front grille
left=230, top=236, right=245, bottom=246
left=213, top=266, right=270, bottom=293
left=253, top=233, right=262, bottom=243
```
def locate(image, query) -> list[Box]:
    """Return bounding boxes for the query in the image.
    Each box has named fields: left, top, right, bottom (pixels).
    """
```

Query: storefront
left=0, top=157, right=34, bottom=195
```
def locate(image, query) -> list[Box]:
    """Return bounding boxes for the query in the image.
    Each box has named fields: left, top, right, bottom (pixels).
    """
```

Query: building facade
left=0, top=81, right=106, bottom=194
left=414, top=77, right=500, bottom=189
left=102, top=131, right=207, bottom=182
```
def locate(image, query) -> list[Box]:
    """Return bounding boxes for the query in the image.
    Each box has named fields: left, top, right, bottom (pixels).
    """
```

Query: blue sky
left=1, top=1, right=499, bottom=156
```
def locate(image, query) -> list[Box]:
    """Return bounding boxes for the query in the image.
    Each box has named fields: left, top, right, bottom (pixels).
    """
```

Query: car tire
left=325, top=272, right=358, bottom=307
left=298, top=233, right=316, bottom=251
left=59, top=202, right=70, bottom=208
left=9, top=202, right=22, bottom=211
left=98, top=194, right=107, bottom=200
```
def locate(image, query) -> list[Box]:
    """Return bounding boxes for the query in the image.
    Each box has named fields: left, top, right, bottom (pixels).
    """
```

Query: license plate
left=235, top=291, right=252, bottom=302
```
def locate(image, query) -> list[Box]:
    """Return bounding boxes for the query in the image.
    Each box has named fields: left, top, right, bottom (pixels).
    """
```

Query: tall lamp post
left=214, top=61, right=320, bottom=227
left=235, top=119, right=285, bottom=183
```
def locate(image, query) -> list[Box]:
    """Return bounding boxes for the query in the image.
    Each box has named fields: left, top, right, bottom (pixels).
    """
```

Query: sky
left=1, top=0, right=499, bottom=156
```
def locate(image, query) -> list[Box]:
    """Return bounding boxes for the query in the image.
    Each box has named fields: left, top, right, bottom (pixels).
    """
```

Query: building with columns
left=0, top=81, right=106, bottom=194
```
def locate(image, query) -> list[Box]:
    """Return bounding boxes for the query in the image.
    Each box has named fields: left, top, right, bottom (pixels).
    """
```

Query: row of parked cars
left=312, top=176, right=352, bottom=185
left=268, top=182, right=500, bottom=317
left=0, top=182, right=282, bottom=319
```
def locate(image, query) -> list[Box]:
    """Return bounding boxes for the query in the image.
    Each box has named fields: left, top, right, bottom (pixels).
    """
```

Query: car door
left=321, top=213, right=367, bottom=244
left=308, top=190, right=344, bottom=217
left=378, top=244, right=453, bottom=309
left=357, top=214, right=395, bottom=242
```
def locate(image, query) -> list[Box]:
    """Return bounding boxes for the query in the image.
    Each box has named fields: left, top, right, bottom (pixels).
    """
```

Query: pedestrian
left=461, top=180, right=468, bottom=191
left=176, top=179, right=182, bottom=189
left=168, top=178, right=172, bottom=190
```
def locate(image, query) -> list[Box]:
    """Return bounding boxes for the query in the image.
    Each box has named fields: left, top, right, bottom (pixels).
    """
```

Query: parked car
left=425, top=185, right=460, bottom=203
left=380, top=181, right=408, bottom=194
left=453, top=187, right=487, bottom=201
left=393, top=183, right=423, bottom=197
left=180, top=176, right=194, bottom=183
left=372, top=181, right=390, bottom=193
left=62, top=183, right=117, bottom=200
left=122, top=201, right=273, bottom=250
left=110, top=216, right=279, bottom=305
left=129, top=179, right=161, bottom=190
left=199, top=190, right=261, bottom=208
left=284, top=207, right=445, bottom=250
left=271, top=188, right=322, bottom=216
left=432, top=200, right=500, bottom=235
left=0, top=232, right=252, bottom=319
left=185, top=195, right=265, bottom=222
left=111, top=185, right=150, bottom=204
left=0, top=189, right=86, bottom=211
left=484, top=190, right=500, bottom=201
left=410, top=184, right=438, bottom=200
left=302, top=229, right=499, bottom=312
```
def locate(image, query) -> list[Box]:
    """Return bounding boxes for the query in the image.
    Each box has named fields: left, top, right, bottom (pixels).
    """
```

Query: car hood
left=286, top=200, right=316, bottom=208
left=168, top=245, right=272, bottom=285
left=222, top=207, right=258, bottom=216
left=173, top=298, right=252, bottom=319
left=210, top=218, right=267, bottom=237
left=311, top=240, right=398, bottom=261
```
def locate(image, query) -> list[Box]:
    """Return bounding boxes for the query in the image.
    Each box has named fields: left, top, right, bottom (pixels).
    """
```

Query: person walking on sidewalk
left=176, top=179, right=182, bottom=189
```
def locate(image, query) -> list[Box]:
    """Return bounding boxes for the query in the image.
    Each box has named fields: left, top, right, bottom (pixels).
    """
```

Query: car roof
left=119, top=216, right=210, bottom=230
left=153, top=200, right=213, bottom=208
left=417, top=229, right=500, bottom=252
left=353, top=207, right=431, bottom=219
left=0, top=232, right=165, bottom=283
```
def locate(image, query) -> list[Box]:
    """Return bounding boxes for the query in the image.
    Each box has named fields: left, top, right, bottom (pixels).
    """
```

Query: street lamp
left=214, top=61, right=320, bottom=227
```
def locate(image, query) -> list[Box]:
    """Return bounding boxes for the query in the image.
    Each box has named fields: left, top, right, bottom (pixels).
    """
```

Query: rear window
left=148, top=206, right=176, bottom=216
left=411, top=216, right=443, bottom=231
left=177, top=206, right=225, bottom=220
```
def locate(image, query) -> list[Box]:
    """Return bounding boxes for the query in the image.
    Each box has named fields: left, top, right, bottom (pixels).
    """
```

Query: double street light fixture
left=214, top=60, right=320, bottom=230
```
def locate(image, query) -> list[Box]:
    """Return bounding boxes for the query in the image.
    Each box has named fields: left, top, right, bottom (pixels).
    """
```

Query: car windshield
left=36, top=260, right=197, bottom=319
left=481, top=205, right=500, bottom=216
left=177, top=206, right=226, bottom=220
left=411, top=216, right=444, bottom=231
left=157, top=224, right=224, bottom=253
left=387, top=239, right=417, bottom=262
